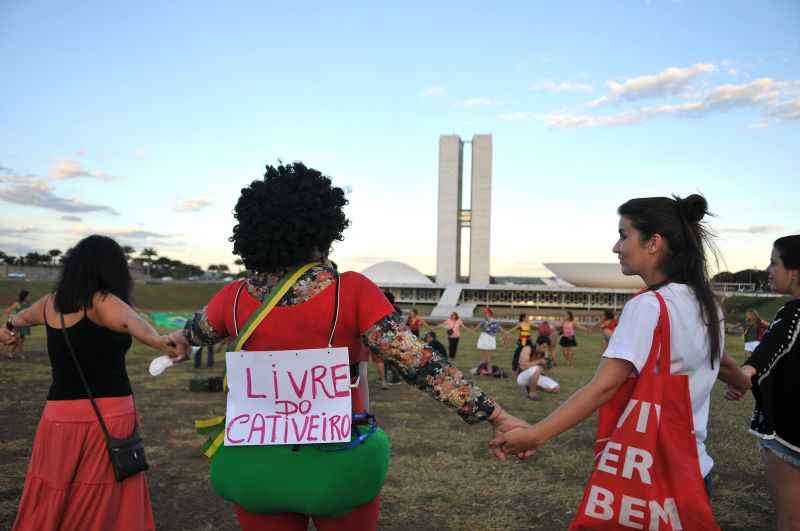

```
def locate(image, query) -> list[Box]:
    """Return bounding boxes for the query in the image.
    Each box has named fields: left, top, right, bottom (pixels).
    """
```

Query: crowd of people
left=1, top=165, right=797, bottom=531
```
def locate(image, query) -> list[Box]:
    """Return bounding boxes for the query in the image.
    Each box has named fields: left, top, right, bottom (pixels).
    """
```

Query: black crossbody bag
left=60, top=313, right=149, bottom=482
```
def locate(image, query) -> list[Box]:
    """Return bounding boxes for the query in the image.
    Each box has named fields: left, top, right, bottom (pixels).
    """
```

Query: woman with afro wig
left=168, top=162, right=528, bottom=530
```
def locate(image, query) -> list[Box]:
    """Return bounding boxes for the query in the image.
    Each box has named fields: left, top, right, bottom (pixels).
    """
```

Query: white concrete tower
left=436, top=135, right=463, bottom=285
left=469, top=134, right=492, bottom=285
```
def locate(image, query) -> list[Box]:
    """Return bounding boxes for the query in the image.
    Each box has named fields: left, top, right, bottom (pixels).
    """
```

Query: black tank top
left=46, top=309, right=133, bottom=401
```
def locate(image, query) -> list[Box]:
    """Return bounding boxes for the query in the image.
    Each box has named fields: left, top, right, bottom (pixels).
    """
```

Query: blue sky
left=1, top=1, right=798, bottom=277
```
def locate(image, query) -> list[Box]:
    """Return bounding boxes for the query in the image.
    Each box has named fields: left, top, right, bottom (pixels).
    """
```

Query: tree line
left=0, top=246, right=243, bottom=280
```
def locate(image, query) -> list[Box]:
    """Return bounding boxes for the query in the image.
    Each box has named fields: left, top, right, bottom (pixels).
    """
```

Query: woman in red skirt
left=168, top=162, right=529, bottom=531
left=1, top=235, right=180, bottom=531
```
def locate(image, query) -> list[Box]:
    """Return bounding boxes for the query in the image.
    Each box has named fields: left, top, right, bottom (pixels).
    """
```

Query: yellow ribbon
left=196, top=263, right=319, bottom=459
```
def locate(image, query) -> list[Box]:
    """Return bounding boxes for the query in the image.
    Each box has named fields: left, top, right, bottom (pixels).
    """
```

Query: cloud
left=0, top=182, right=119, bottom=215
left=175, top=198, right=212, bottom=212
left=728, top=68, right=738, bottom=76
left=60, top=215, right=83, bottom=222
left=51, top=159, right=115, bottom=180
left=769, top=98, right=800, bottom=120
left=722, top=225, right=784, bottom=234
left=748, top=121, right=770, bottom=129
left=536, top=78, right=800, bottom=129
left=498, top=112, right=542, bottom=122
left=587, top=63, right=717, bottom=107
left=134, top=148, right=147, bottom=159
left=109, top=230, right=171, bottom=239
left=454, top=98, right=505, bottom=108
left=0, top=164, right=12, bottom=174
left=0, top=226, right=40, bottom=237
left=423, top=86, right=446, bottom=97
left=65, top=226, right=171, bottom=239
left=0, top=173, right=41, bottom=184
left=531, top=80, right=594, bottom=94
left=75, top=149, right=87, bottom=157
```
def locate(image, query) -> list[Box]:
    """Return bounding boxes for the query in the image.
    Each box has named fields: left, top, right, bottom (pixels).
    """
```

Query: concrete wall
left=469, top=134, right=492, bottom=285
left=436, top=135, right=462, bottom=284
left=1, top=264, right=146, bottom=281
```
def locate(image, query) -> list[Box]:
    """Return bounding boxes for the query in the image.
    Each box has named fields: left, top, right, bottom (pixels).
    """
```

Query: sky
left=1, top=1, right=798, bottom=278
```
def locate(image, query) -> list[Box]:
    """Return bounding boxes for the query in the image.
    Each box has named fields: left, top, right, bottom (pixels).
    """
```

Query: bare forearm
left=125, top=312, right=164, bottom=349
left=534, top=380, right=618, bottom=443
left=8, top=300, right=45, bottom=327
left=718, top=353, right=751, bottom=388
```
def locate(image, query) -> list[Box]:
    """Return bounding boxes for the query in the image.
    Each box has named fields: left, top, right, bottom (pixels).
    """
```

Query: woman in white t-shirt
left=491, top=194, right=751, bottom=494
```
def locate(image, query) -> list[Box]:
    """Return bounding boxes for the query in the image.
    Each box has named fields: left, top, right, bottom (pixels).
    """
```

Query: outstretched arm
left=93, top=293, right=183, bottom=356
left=490, top=358, right=634, bottom=456
left=6, top=296, right=47, bottom=327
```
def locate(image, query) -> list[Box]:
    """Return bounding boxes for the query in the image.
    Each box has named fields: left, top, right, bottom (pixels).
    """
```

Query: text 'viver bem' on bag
left=60, top=313, right=149, bottom=483
left=569, top=292, right=719, bottom=531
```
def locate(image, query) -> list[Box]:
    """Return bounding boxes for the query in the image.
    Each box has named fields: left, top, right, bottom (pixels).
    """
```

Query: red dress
left=13, top=397, right=155, bottom=531
left=204, top=271, right=394, bottom=531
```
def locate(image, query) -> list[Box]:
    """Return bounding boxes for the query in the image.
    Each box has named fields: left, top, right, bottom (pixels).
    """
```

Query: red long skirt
left=13, top=396, right=155, bottom=531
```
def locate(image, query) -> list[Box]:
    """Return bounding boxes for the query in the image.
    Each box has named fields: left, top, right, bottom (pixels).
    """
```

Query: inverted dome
left=361, top=261, right=433, bottom=285
left=544, top=263, right=645, bottom=289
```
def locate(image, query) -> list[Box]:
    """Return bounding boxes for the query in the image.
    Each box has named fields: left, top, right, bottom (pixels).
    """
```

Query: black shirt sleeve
left=745, top=300, right=799, bottom=376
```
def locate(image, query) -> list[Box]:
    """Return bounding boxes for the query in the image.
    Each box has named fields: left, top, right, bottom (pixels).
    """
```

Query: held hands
left=0, top=327, right=18, bottom=345
left=724, top=384, right=747, bottom=401
left=489, top=422, right=547, bottom=457
left=487, top=407, right=537, bottom=461
left=724, top=365, right=756, bottom=401
left=160, top=330, right=191, bottom=361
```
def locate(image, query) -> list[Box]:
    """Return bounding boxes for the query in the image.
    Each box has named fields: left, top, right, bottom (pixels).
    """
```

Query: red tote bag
left=570, top=292, right=718, bottom=530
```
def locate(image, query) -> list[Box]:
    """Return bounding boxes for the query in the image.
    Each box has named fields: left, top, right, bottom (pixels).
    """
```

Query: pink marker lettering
left=311, top=365, right=335, bottom=399
left=246, top=368, right=267, bottom=398
left=226, top=414, right=250, bottom=444
left=287, top=370, right=309, bottom=399
left=330, top=363, right=351, bottom=398
left=247, top=414, right=266, bottom=444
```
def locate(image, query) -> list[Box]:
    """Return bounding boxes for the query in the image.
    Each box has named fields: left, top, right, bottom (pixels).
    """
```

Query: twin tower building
left=436, top=134, right=492, bottom=286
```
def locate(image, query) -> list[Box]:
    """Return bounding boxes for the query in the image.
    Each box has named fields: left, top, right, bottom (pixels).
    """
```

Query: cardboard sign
left=224, top=347, right=352, bottom=446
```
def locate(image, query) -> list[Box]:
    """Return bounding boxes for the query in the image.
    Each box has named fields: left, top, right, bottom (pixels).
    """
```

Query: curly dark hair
left=230, top=162, right=349, bottom=272
left=54, top=235, right=132, bottom=313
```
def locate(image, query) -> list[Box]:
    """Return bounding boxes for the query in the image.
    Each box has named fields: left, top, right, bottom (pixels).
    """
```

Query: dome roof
left=543, top=263, right=645, bottom=289
left=361, top=261, right=433, bottom=285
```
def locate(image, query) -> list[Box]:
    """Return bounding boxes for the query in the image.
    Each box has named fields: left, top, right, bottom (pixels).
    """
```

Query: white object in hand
left=149, top=354, right=175, bottom=376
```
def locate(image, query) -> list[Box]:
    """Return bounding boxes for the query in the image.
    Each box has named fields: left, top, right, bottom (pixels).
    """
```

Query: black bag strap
left=59, top=310, right=116, bottom=441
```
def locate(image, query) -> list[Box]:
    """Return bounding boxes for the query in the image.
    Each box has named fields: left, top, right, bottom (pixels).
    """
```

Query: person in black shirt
left=738, top=235, right=800, bottom=530
left=0, top=235, right=180, bottom=530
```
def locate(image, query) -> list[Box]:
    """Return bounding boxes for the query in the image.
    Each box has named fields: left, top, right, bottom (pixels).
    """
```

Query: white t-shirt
left=603, top=283, right=723, bottom=478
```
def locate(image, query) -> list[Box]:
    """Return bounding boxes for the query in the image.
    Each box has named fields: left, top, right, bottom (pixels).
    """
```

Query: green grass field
left=0, top=316, right=774, bottom=530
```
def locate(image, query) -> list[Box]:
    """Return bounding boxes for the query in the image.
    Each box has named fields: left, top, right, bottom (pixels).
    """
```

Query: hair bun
left=676, top=194, right=708, bottom=223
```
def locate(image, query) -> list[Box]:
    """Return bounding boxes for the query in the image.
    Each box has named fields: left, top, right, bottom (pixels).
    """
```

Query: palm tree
left=122, top=246, right=135, bottom=263
left=48, top=249, right=62, bottom=265
left=140, top=248, right=158, bottom=277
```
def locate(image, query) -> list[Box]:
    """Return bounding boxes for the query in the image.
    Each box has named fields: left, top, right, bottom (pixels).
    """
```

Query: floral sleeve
left=362, top=314, right=496, bottom=424
left=183, top=308, right=228, bottom=346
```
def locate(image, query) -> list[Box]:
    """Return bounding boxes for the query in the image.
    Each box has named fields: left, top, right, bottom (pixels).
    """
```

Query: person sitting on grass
left=515, top=342, right=560, bottom=401
left=424, top=331, right=447, bottom=358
